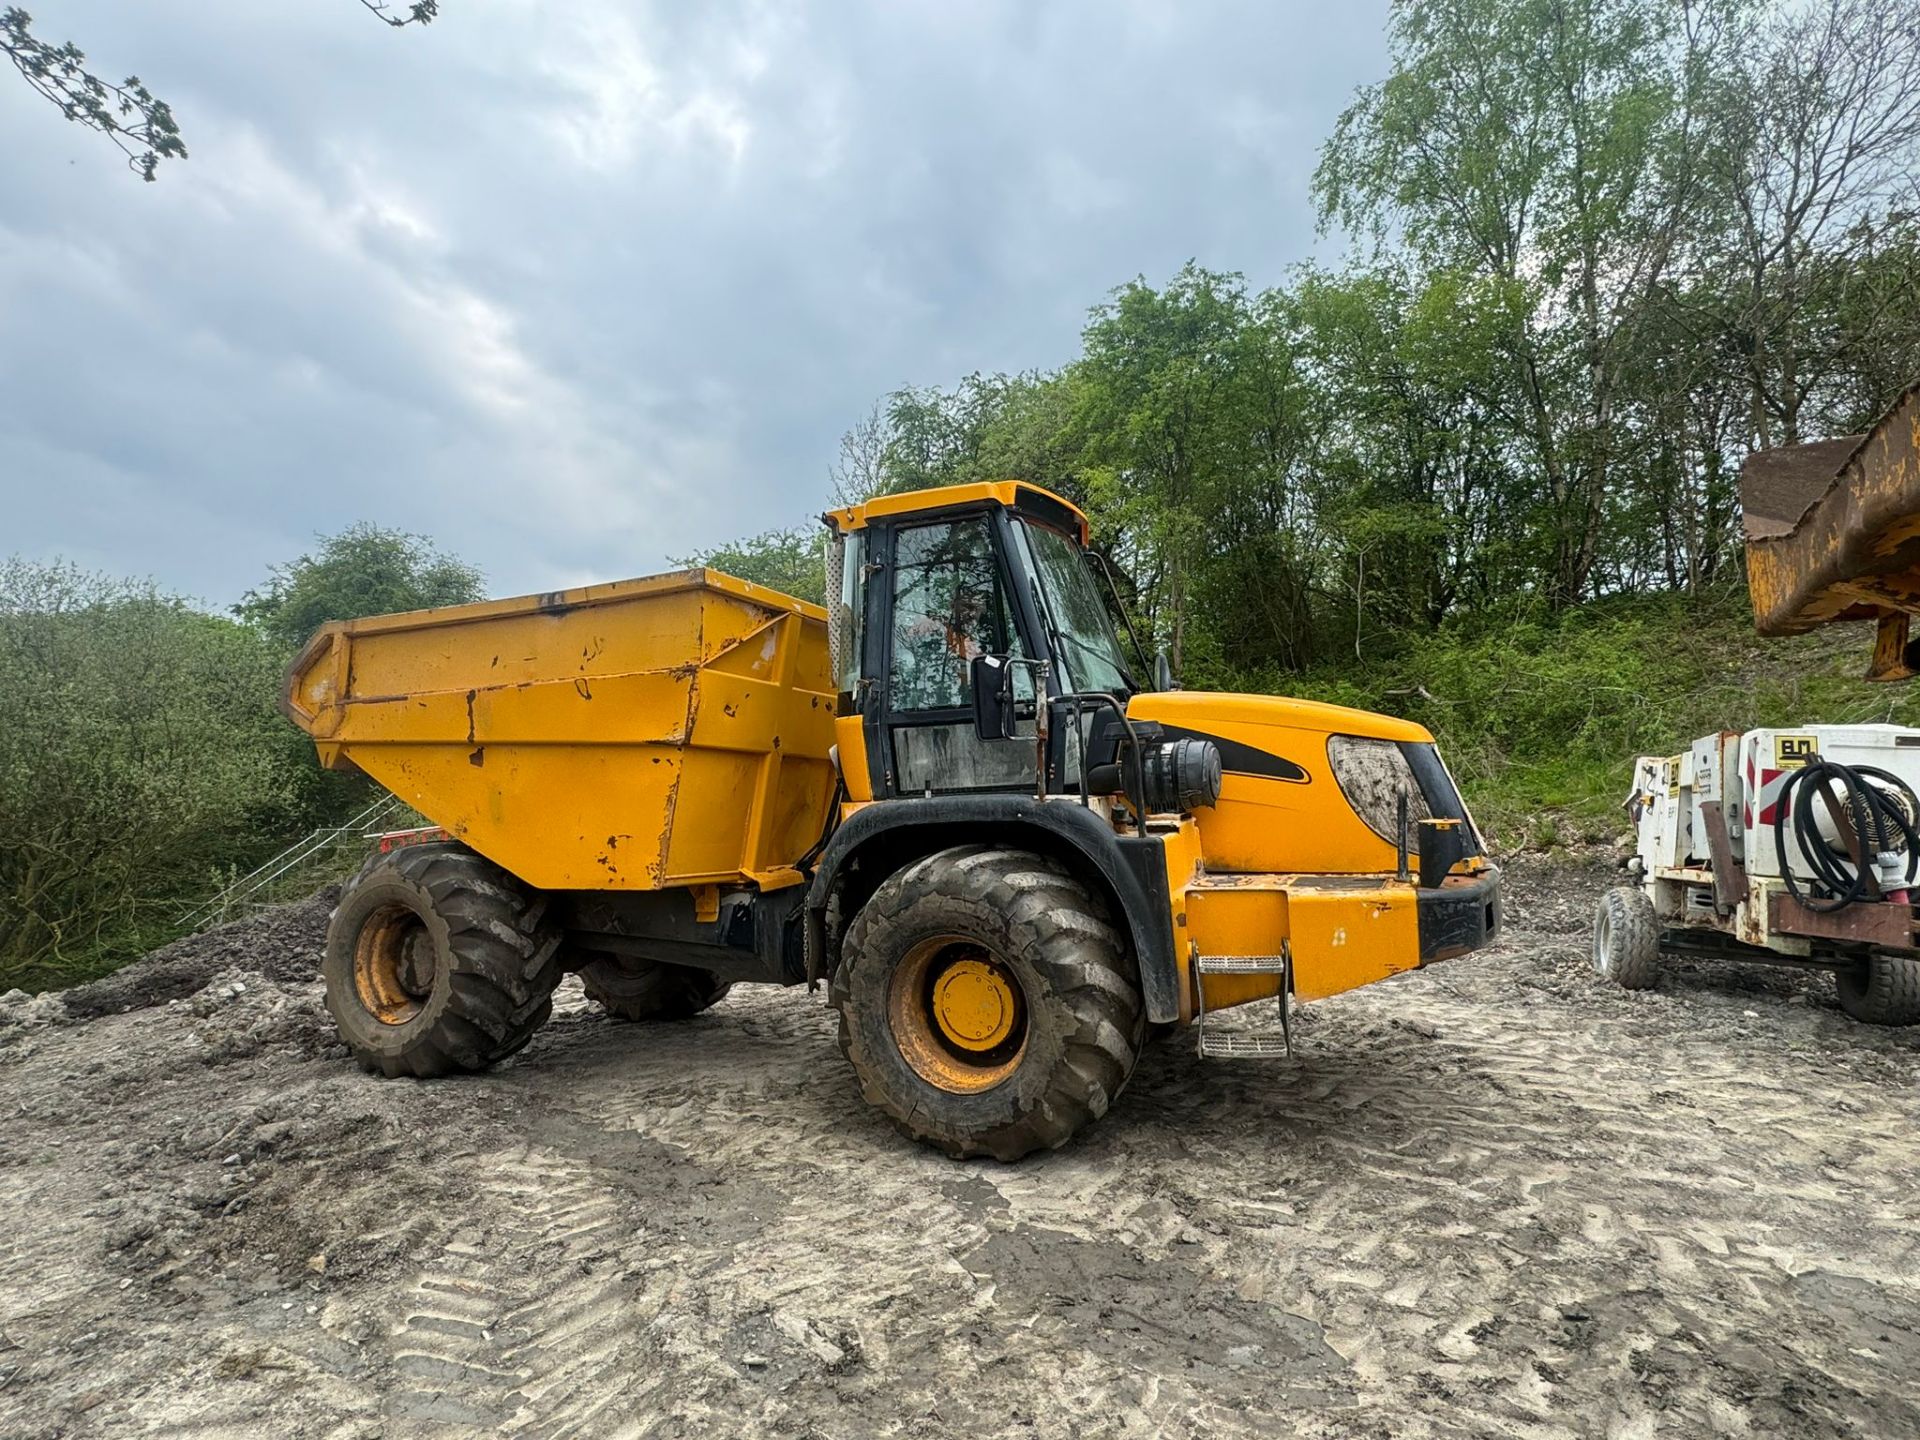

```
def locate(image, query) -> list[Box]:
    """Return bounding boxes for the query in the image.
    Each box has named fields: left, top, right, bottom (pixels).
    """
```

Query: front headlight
left=1327, top=734, right=1432, bottom=845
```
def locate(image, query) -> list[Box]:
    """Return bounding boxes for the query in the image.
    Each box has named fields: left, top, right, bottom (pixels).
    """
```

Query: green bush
left=0, top=526, right=492, bottom=992
left=0, top=561, right=313, bottom=990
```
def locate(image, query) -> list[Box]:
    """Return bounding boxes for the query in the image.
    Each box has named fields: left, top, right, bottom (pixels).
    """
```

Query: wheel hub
left=931, top=958, right=1017, bottom=1051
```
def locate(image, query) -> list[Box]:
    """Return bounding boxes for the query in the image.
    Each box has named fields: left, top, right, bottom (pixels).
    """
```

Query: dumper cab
left=287, top=480, right=1500, bottom=1159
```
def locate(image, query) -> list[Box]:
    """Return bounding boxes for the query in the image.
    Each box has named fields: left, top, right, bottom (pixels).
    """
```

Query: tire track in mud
left=383, top=1148, right=647, bottom=1437
left=527, top=1003, right=1367, bottom=1436
left=525, top=1009, right=1055, bottom=1434
left=7, top=858, right=1920, bottom=1439
left=1124, top=969, right=1920, bottom=1437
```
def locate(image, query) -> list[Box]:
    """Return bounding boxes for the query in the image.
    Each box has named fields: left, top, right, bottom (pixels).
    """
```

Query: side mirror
left=1153, top=648, right=1176, bottom=692
left=970, top=654, right=1017, bottom=740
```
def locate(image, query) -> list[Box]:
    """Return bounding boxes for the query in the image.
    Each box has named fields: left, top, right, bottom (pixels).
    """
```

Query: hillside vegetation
left=1288, top=587, right=1918, bottom=851
left=678, top=0, right=1920, bottom=843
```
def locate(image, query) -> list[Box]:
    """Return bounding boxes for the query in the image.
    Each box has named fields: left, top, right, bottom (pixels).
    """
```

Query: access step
left=1194, top=955, right=1289, bottom=975
left=1193, top=943, right=1294, bottom=1059
left=1196, top=1029, right=1292, bottom=1059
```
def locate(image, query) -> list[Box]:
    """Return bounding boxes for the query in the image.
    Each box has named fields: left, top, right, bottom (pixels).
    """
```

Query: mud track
left=3, top=856, right=1917, bottom=1438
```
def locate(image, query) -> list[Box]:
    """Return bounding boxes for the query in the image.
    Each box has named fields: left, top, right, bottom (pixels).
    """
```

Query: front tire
left=324, top=843, right=562, bottom=1077
left=1593, top=885, right=1661, bottom=991
left=834, top=845, right=1144, bottom=1161
left=1836, top=951, right=1920, bottom=1026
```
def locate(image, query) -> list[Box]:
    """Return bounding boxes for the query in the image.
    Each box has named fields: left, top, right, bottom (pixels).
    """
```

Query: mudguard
left=804, top=795, right=1181, bottom=1024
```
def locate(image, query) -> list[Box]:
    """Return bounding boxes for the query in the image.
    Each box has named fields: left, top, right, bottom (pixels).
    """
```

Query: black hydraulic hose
left=796, top=773, right=847, bottom=876
left=1771, top=760, right=1920, bottom=913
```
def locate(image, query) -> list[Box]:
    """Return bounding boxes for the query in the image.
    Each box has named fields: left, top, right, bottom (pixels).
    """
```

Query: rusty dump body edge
left=1743, top=381, right=1920, bottom=645
left=281, top=568, right=838, bottom=894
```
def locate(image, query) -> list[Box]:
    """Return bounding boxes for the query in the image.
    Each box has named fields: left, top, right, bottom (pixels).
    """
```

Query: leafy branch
left=356, top=0, right=439, bottom=28
left=5, top=2, right=440, bottom=182
left=1, top=7, right=185, bottom=181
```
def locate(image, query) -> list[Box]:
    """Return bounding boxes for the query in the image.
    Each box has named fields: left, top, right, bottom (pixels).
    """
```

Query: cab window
left=889, top=519, right=1020, bottom=712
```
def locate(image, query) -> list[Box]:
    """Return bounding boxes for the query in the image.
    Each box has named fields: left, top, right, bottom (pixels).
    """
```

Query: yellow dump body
left=282, top=569, right=838, bottom=893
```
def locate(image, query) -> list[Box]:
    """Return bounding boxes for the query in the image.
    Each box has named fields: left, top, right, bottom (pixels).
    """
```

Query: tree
left=675, top=406, right=909, bottom=605
left=356, top=2, right=440, bottom=28
left=830, top=401, right=892, bottom=506
left=235, top=522, right=484, bottom=653
left=675, top=525, right=829, bottom=606
left=1315, top=0, right=1738, bottom=605
left=1073, top=263, right=1309, bottom=675
left=1290, top=265, right=1529, bottom=631
left=883, top=373, right=1077, bottom=500
left=1698, top=0, right=1920, bottom=447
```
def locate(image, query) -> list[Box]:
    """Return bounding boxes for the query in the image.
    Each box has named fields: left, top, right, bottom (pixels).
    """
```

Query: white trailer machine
left=1596, top=724, right=1920, bottom=1023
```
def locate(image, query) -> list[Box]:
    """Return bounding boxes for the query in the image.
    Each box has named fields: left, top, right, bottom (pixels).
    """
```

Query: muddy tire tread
left=1594, top=885, right=1661, bottom=991
left=836, top=844, right=1144, bottom=1161
left=327, top=843, right=561, bottom=1078
left=578, top=956, right=732, bottom=1022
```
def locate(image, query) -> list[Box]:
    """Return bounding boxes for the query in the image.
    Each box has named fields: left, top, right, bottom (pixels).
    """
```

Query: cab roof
left=824, top=480, right=1090, bottom=545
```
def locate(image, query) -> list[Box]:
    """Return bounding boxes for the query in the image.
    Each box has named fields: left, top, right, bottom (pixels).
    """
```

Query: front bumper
left=1417, top=867, right=1502, bottom=962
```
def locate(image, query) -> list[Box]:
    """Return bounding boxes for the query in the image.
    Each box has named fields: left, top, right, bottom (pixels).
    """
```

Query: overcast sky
left=1, top=1, right=1387, bottom=609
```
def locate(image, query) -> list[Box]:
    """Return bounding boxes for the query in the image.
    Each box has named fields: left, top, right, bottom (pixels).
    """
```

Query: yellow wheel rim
left=352, top=902, right=434, bottom=1026
left=887, top=937, right=1028, bottom=1094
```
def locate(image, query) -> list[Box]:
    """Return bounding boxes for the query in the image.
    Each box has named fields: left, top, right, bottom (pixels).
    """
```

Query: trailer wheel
left=577, top=953, right=732, bottom=1021
left=1835, top=951, right=1920, bottom=1026
left=324, top=843, right=562, bottom=1077
left=834, top=845, right=1144, bottom=1161
left=1593, top=886, right=1661, bottom=991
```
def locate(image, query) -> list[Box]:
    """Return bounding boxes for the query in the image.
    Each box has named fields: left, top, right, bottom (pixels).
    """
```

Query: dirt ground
left=3, top=855, right=1918, bottom=1439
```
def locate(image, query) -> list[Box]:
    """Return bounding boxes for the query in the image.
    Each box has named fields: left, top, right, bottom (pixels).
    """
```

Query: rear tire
left=324, top=843, right=562, bottom=1077
left=1835, top=951, right=1920, bottom=1026
left=1593, top=886, right=1661, bottom=991
left=577, top=953, right=731, bottom=1021
left=834, top=845, right=1145, bottom=1161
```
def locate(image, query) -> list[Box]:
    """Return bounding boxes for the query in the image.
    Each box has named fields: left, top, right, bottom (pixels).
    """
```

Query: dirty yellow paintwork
left=824, top=480, right=1090, bottom=543
left=888, top=935, right=1029, bottom=1092
left=283, top=569, right=837, bottom=893
left=1133, top=692, right=1476, bottom=1021
left=1153, top=806, right=1431, bottom=1023
left=931, top=957, right=1019, bottom=1050
left=1184, top=875, right=1421, bottom=1009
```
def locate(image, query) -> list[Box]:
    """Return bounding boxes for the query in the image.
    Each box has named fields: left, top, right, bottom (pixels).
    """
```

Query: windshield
left=1014, top=519, right=1133, bottom=694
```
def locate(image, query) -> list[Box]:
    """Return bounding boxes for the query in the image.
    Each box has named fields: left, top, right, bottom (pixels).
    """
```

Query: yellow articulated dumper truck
left=285, top=481, right=1501, bottom=1159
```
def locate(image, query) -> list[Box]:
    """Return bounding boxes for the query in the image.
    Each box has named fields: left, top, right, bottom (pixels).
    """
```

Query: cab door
left=866, top=511, right=1039, bottom=795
